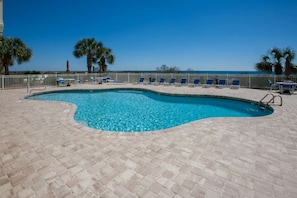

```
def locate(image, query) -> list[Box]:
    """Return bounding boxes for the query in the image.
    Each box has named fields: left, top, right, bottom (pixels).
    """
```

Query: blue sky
left=3, top=0, right=297, bottom=72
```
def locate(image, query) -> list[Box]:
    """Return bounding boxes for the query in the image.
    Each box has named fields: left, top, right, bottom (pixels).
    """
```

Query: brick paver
left=0, top=84, right=296, bottom=197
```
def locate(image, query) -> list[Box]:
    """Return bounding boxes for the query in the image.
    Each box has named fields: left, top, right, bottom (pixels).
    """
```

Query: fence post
left=27, top=75, right=30, bottom=93
left=249, top=75, right=251, bottom=88
left=274, top=74, right=276, bottom=83
left=55, top=73, right=58, bottom=85
left=1, top=75, right=3, bottom=90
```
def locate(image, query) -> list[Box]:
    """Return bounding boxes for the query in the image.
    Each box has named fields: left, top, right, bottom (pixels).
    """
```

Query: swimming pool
left=27, top=89, right=273, bottom=132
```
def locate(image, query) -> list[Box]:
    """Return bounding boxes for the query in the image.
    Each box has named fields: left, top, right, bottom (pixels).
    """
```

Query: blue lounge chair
left=279, top=82, right=295, bottom=94
left=144, top=77, right=156, bottom=85
left=165, top=78, right=176, bottom=86
left=102, top=76, right=108, bottom=83
left=102, top=76, right=114, bottom=83
left=155, top=77, right=165, bottom=85
left=202, top=79, right=213, bottom=88
left=189, top=79, right=200, bottom=87
left=149, top=77, right=156, bottom=84
left=230, top=79, right=240, bottom=89
left=57, top=78, right=65, bottom=86
left=215, top=79, right=226, bottom=88
left=176, top=78, right=187, bottom=86
left=135, top=77, right=145, bottom=84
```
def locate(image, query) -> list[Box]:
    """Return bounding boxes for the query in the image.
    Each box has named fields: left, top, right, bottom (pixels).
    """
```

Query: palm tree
left=73, top=38, right=99, bottom=73
left=73, top=38, right=115, bottom=73
left=96, top=45, right=115, bottom=74
left=0, top=37, right=32, bottom=75
left=283, top=47, right=296, bottom=78
left=255, top=47, right=296, bottom=75
left=255, top=55, right=273, bottom=73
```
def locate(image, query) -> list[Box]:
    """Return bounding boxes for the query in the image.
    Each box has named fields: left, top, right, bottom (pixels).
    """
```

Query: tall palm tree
left=96, top=46, right=115, bottom=74
left=73, top=38, right=99, bottom=73
left=283, top=47, right=296, bottom=78
left=0, top=37, right=32, bottom=75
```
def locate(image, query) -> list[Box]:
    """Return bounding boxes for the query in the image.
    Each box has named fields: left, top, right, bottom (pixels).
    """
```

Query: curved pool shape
left=26, top=89, right=273, bottom=132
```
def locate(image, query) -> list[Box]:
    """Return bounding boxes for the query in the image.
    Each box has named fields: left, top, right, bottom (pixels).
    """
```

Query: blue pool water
left=27, top=89, right=273, bottom=132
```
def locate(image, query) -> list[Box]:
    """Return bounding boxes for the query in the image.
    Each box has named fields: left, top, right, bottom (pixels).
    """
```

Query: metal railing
left=259, top=93, right=283, bottom=108
left=1, top=72, right=296, bottom=91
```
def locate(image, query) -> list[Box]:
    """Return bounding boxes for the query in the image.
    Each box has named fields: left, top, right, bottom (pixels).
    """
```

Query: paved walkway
left=0, top=84, right=296, bottom=198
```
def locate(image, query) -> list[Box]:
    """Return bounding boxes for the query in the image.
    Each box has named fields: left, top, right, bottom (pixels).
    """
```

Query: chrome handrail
left=259, top=93, right=282, bottom=108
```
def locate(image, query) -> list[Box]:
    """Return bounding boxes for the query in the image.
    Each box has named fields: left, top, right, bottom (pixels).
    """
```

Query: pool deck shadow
left=0, top=84, right=297, bottom=197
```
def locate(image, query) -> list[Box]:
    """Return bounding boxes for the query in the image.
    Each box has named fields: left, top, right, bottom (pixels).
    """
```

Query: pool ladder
left=259, top=93, right=282, bottom=109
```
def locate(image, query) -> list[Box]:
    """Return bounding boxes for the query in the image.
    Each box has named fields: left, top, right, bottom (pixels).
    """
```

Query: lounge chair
left=164, top=78, right=176, bottom=86
left=279, top=82, right=295, bottom=94
left=150, top=78, right=156, bottom=84
left=144, top=77, right=156, bottom=85
left=57, top=78, right=65, bottom=86
left=135, top=77, right=145, bottom=84
left=176, top=78, right=187, bottom=86
left=155, top=77, right=165, bottom=85
left=103, top=76, right=114, bottom=83
left=202, top=79, right=213, bottom=88
left=215, top=79, right=226, bottom=88
left=188, top=79, right=200, bottom=87
left=268, top=80, right=279, bottom=91
left=230, top=79, right=240, bottom=89
left=90, top=76, right=96, bottom=84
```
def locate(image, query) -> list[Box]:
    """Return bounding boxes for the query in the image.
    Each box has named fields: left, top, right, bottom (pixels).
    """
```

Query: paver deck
left=0, top=84, right=296, bottom=198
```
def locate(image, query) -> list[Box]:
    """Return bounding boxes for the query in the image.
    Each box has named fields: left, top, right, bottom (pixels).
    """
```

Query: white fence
left=1, top=72, right=296, bottom=91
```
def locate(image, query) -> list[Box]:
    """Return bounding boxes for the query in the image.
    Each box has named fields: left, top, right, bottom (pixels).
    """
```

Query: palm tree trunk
left=274, top=63, right=283, bottom=75
left=3, top=58, right=10, bottom=75
left=284, top=56, right=291, bottom=79
left=87, top=53, right=92, bottom=73
left=4, top=64, right=9, bottom=75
